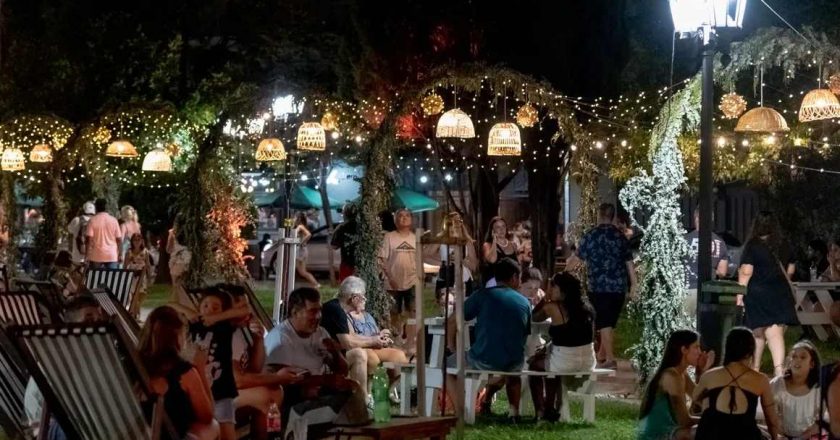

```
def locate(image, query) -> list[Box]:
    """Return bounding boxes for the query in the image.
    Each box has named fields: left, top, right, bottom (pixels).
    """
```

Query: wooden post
left=272, top=227, right=300, bottom=323
left=414, top=228, right=426, bottom=415
left=453, top=244, right=465, bottom=439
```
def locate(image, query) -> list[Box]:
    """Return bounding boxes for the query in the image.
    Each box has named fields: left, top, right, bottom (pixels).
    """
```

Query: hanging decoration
left=1, top=148, right=25, bottom=171
left=799, top=88, right=840, bottom=122
left=488, top=123, right=522, bottom=156
left=29, top=144, right=53, bottom=163
left=255, top=138, right=287, bottom=161
left=141, top=147, right=172, bottom=172
left=297, top=122, right=326, bottom=151
left=829, top=73, right=840, bottom=95
left=105, top=139, right=139, bottom=158
left=436, top=109, right=475, bottom=139
left=736, top=65, right=789, bottom=133
left=93, top=126, right=112, bottom=144
left=320, top=111, right=340, bottom=131
left=719, top=92, right=747, bottom=119
left=421, top=94, right=445, bottom=117
left=515, top=103, right=539, bottom=128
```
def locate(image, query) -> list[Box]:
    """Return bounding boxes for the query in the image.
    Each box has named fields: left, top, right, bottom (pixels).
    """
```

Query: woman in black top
left=738, top=211, right=798, bottom=377
left=481, top=216, right=518, bottom=284
left=139, top=306, right=219, bottom=440
left=528, top=272, right=595, bottom=421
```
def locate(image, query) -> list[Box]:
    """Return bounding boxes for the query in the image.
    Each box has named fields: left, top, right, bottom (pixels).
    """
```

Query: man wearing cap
left=67, top=201, right=95, bottom=265
left=320, top=276, right=407, bottom=400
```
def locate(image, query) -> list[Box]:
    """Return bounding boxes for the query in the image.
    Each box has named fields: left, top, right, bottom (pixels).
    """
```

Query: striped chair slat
left=17, top=326, right=152, bottom=440
left=90, top=289, right=140, bottom=346
left=0, top=339, right=28, bottom=438
left=84, top=269, right=139, bottom=313
left=0, top=293, right=45, bottom=326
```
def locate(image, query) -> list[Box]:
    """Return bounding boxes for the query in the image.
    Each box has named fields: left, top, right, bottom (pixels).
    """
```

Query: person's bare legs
left=190, top=420, right=220, bottom=440
left=505, top=377, right=522, bottom=417
left=346, top=348, right=369, bottom=395
left=765, top=325, right=786, bottom=376
left=219, top=422, right=235, bottom=440
left=295, top=260, right=319, bottom=286
left=527, top=356, right=546, bottom=418
left=752, top=327, right=767, bottom=371
left=600, top=327, right=615, bottom=363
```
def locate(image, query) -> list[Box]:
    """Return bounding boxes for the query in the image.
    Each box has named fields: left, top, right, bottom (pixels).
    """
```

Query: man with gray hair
left=320, top=276, right=407, bottom=401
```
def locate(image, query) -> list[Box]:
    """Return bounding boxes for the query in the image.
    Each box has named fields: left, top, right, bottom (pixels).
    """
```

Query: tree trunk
left=318, top=152, right=336, bottom=286
left=470, top=167, right=500, bottom=247
left=527, top=166, right=562, bottom=280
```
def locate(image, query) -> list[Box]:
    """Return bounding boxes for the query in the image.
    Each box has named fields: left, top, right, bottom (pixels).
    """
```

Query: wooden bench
left=327, top=416, right=455, bottom=440
left=385, top=362, right=614, bottom=424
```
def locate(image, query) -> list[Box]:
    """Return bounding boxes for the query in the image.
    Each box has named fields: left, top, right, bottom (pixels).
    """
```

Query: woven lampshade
left=798, top=88, right=840, bottom=122
left=297, top=122, right=326, bottom=151
left=105, top=140, right=139, bottom=158
left=435, top=108, right=475, bottom=139
left=29, top=144, right=52, bottom=162
left=734, top=107, right=789, bottom=133
left=487, top=123, right=522, bottom=156
left=255, top=138, right=287, bottom=161
left=141, top=148, right=172, bottom=172
left=515, top=104, right=539, bottom=128
left=1, top=148, right=25, bottom=171
left=421, top=94, right=445, bottom=117
left=320, top=112, right=339, bottom=131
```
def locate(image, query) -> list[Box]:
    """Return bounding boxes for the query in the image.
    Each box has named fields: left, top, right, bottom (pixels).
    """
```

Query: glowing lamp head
left=669, top=0, right=747, bottom=34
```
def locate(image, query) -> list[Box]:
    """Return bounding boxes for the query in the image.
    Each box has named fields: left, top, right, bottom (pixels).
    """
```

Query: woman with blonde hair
left=120, top=205, right=142, bottom=262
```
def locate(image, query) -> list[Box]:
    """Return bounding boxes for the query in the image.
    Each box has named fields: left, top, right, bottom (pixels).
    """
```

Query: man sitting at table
left=445, top=257, right=531, bottom=422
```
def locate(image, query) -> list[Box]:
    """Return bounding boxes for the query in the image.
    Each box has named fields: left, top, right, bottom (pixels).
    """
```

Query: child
left=177, top=287, right=250, bottom=440
left=125, top=233, right=154, bottom=318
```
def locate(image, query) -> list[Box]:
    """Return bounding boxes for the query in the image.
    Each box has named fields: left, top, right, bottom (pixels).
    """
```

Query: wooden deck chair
left=13, top=279, right=65, bottom=314
left=84, top=268, right=140, bottom=314
left=0, top=291, right=57, bottom=326
left=187, top=283, right=274, bottom=331
left=0, top=326, right=33, bottom=439
left=4, top=321, right=177, bottom=440
left=184, top=287, right=204, bottom=311
left=90, top=288, right=140, bottom=346
left=0, top=264, right=11, bottom=292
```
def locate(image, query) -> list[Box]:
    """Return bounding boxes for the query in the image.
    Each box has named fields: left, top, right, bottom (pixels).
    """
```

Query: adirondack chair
left=0, top=327, right=33, bottom=439
left=89, top=288, right=141, bottom=346
left=186, top=283, right=274, bottom=331
left=3, top=321, right=176, bottom=440
left=84, top=268, right=140, bottom=314
left=0, top=291, right=58, bottom=326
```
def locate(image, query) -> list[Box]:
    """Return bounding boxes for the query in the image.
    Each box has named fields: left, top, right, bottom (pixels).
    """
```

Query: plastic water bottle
left=267, top=402, right=282, bottom=434
left=372, top=365, right=391, bottom=422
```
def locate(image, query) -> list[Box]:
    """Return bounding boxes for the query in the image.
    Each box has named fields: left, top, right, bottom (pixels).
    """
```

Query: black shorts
left=389, top=288, right=415, bottom=314
left=591, top=292, right=625, bottom=330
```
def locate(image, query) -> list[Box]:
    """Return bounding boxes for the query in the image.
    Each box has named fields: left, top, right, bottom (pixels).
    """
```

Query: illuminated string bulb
left=1, top=148, right=25, bottom=171
left=141, top=148, right=172, bottom=172
left=255, top=138, right=287, bottom=161
left=29, top=144, right=52, bottom=162
left=717, top=137, right=726, bottom=147
left=763, top=135, right=776, bottom=145
left=105, top=140, right=139, bottom=158
left=297, top=122, right=326, bottom=151
left=793, top=138, right=804, bottom=147
left=487, top=123, right=521, bottom=156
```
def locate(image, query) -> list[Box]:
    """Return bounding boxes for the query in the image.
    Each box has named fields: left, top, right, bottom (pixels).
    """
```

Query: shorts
left=591, top=292, right=625, bottom=330
left=388, top=288, right=415, bottom=314
left=445, top=352, right=523, bottom=373
left=214, top=398, right=235, bottom=424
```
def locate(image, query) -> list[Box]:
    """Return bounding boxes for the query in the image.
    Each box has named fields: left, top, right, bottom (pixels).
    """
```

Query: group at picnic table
left=2, top=198, right=840, bottom=440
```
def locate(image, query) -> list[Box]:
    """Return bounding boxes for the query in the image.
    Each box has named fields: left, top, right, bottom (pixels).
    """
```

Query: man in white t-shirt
left=66, top=202, right=95, bottom=264
left=378, top=208, right=418, bottom=355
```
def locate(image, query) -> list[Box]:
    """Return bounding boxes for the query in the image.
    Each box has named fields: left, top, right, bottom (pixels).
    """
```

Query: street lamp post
left=669, top=0, right=747, bottom=326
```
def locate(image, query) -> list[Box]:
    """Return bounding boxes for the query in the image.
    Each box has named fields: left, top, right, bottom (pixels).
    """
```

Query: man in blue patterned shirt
left=578, top=203, right=637, bottom=369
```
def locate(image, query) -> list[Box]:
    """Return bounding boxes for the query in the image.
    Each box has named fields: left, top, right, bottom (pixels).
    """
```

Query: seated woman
left=638, top=330, right=709, bottom=440
left=770, top=340, right=823, bottom=439
left=139, top=306, right=219, bottom=440
left=692, top=327, right=781, bottom=440
left=527, top=272, right=595, bottom=421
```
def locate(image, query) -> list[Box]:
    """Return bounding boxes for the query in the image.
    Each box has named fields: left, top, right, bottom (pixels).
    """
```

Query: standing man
left=684, top=208, right=729, bottom=316
left=67, top=201, right=95, bottom=265
left=331, top=204, right=359, bottom=282
left=85, top=198, right=123, bottom=269
left=379, top=208, right=418, bottom=356
left=578, top=203, right=636, bottom=370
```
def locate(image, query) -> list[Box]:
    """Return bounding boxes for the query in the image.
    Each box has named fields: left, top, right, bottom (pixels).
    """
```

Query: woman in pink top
left=120, top=205, right=142, bottom=262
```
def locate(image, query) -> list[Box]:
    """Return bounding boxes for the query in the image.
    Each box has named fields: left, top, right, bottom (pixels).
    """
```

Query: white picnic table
left=792, top=282, right=840, bottom=341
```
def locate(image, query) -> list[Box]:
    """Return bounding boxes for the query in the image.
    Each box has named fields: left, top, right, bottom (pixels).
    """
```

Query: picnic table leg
left=400, top=368, right=413, bottom=416
left=559, top=382, right=571, bottom=422
left=464, top=377, right=483, bottom=424
left=518, top=374, right=529, bottom=415
left=425, top=387, right=436, bottom=417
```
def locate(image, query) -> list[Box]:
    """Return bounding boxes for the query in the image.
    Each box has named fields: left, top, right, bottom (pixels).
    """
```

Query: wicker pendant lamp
left=1, top=148, right=25, bottom=171
left=799, top=88, right=840, bottom=122
left=297, top=122, right=326, bottom=151
left=487, top=123, right=522, bottom=156
left=105, top=140, right=139, bottom=158
left=255, top=138, right=287, bottom=161
left=736, top=66, right=789, bottom=133
left=436, top=84, right=475, bottom=139
left=29, top=144, right=53, bottom=163
left=141, top=147, right=172, bottom=172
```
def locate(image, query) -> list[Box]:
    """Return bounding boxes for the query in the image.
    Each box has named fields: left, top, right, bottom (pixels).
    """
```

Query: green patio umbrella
left=290, top=186, right=342, bottom=210
left=391, top=187, right=440, bottom=213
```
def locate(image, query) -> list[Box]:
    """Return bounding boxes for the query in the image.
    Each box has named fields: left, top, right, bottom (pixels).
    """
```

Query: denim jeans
left=88, top=261, right=119, bottom=270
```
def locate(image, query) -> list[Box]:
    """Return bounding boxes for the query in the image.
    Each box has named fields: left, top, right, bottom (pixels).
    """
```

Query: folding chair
left=84, top=268, right=140, bottom=314
left=0, top=327, right=33, bottom=439
left=90, top=288, right=141, bottom=346
left=0, top=291, right=58, bottom=326
left=4, top=321, right=176, bottom=440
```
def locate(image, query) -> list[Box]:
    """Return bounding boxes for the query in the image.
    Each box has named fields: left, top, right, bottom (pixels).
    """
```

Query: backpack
left=75, top=215, right=90, bottom=254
